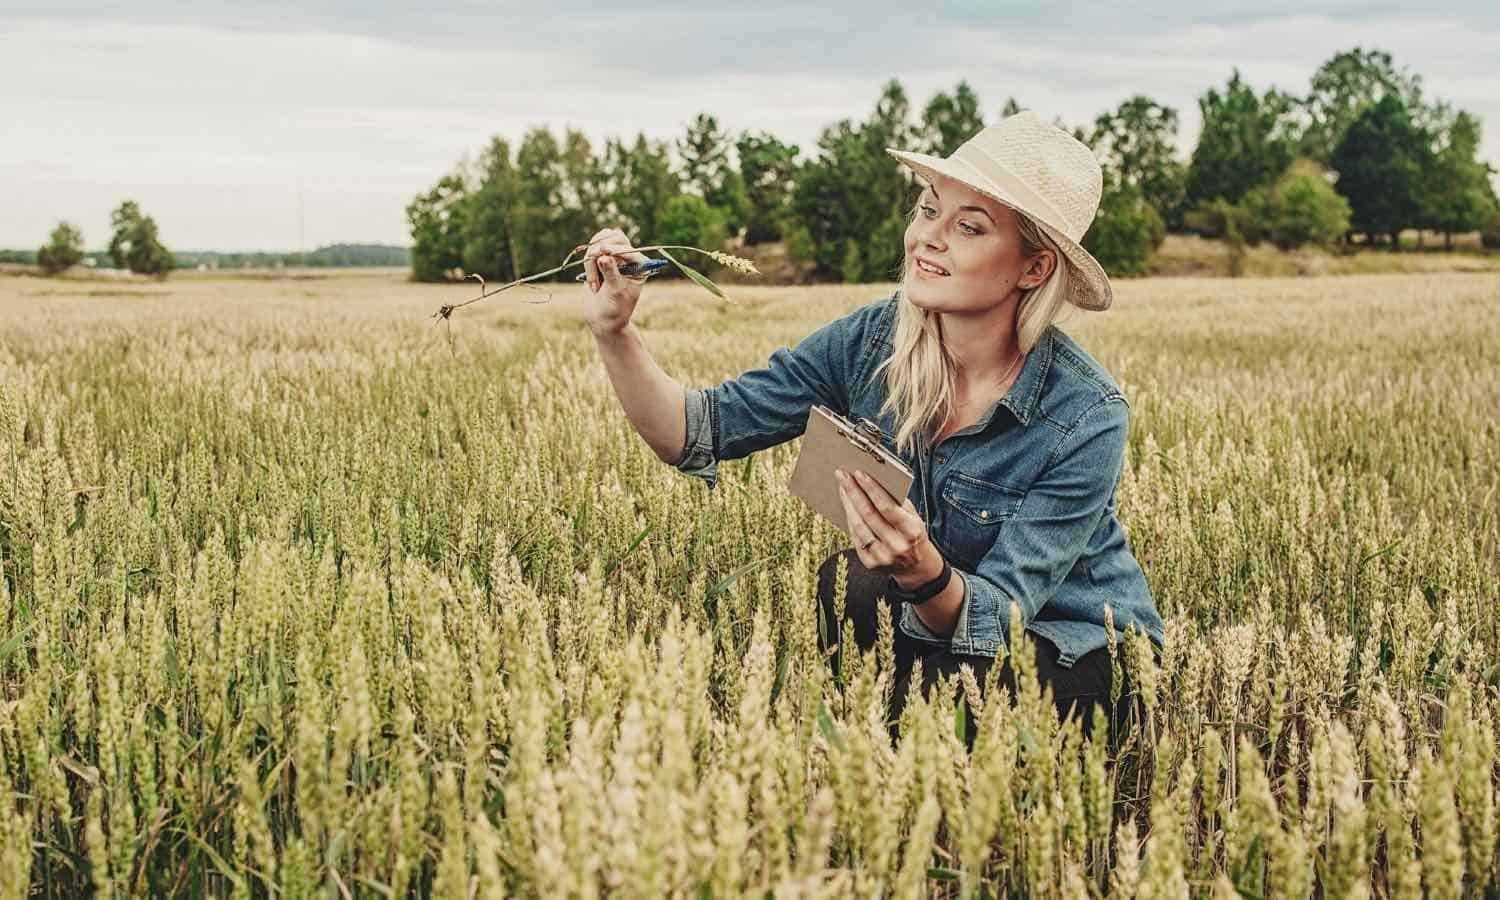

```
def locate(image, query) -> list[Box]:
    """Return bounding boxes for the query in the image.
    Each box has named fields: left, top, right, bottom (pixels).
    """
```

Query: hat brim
left=886, top=148, right=1114, bottom=312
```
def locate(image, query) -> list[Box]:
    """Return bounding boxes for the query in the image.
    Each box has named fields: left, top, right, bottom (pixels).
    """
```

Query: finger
left=854, top=470, right=923, bottom=540
left=587, top=228, right=614, bottom=252
left=852, top=470, right=902, bottom=515
left=900, top=498, right=926, bottom=536
left=837, top=478, right=879, bottom=558
left=601, top=233, right=648, bottom=266
left=598, top=252, right=626, bottom=291
left=592, top=228, right=627, bottom=253
left=585, top=229, right=622, bottom=257
left=583, top=236, right=607, bottom=292
left=839, top=470, right=903, bottom=547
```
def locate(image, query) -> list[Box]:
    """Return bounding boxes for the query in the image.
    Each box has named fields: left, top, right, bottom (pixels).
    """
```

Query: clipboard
left=788, top=405, right=915, bottom=535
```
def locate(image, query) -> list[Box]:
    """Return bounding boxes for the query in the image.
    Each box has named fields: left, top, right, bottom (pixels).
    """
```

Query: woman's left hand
left=835, top=467, right=941, bottom=583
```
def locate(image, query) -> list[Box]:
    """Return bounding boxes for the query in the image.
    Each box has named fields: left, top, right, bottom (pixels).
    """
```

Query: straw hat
left=886, top=110, right=1113, bottom=311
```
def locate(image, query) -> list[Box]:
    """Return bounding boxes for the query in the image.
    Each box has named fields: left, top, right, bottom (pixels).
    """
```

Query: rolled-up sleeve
left=670, top=301, right=886, bottom=489
left=673, top=386, right=720, bottom=489
left=947, top=398, right=1129, bottom=657
left=898, top=577, right=970, bottom=644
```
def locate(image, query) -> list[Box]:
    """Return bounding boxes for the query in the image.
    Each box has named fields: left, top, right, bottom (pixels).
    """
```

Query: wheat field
left=0, top=269, right=1497, bottom=897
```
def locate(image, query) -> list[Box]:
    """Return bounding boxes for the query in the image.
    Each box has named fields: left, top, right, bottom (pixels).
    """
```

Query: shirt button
left=936, top=454, right=947, bottom=464
left=980, top=510, right=990, bottom=519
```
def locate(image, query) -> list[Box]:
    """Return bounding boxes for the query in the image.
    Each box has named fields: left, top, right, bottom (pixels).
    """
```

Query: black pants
left=816, top=548, right=1134, bottom=750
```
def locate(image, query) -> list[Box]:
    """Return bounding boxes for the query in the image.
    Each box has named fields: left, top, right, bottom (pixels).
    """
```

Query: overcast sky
left=3, top=3, right=1497, bottom=251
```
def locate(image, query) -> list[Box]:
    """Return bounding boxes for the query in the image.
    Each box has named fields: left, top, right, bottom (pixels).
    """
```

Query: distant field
left=1, top=270, right=1497, bottom=896
left=1149, top=233, right=1500, bottom=277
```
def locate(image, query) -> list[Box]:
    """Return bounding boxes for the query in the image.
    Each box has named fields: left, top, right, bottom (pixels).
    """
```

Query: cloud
left=2, top=7, right=1496, bottom=249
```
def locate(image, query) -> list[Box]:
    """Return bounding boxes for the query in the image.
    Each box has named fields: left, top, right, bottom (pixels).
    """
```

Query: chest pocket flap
left=941, top=471, right=1025, bottom=527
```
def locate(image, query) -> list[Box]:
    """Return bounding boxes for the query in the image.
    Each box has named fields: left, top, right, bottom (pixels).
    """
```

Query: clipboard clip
left=831, top=412, right=903, bottom=470
left=853, top=418, right=888, bottom=446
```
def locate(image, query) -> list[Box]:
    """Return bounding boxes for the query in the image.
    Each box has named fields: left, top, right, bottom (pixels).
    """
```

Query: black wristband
left=886, top=558, right=952, bottom=606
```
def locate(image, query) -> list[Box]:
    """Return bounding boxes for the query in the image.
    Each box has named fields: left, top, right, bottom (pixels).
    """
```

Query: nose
left=914, top=214, right=946, bottom=252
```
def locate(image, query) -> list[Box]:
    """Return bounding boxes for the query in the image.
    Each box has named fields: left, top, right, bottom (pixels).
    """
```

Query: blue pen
left=575, top=258, right=671, bottom=281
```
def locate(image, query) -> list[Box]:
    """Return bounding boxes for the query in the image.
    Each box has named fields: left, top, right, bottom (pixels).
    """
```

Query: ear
left=1019, top=249, right=1058, bottom=290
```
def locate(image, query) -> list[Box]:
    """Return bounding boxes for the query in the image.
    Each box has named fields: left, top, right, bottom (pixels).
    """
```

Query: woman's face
left=902, top=172, right=1053, bottom=313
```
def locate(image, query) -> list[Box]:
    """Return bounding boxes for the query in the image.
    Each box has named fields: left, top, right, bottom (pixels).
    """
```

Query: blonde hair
left=872, top=199, right=1072, bottom=457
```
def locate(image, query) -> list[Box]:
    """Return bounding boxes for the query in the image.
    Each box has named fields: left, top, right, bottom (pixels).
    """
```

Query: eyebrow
left=924, top=183, right=995, bottom=224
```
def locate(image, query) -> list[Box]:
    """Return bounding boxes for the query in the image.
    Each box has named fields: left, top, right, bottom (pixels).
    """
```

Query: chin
left=902, top=279, right=953, bottom=311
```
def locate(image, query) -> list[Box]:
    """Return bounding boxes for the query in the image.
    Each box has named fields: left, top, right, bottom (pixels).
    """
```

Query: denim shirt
left=672, top=291, right=1166, bottom=667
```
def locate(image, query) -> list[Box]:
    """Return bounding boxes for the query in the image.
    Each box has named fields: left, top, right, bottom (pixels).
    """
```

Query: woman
left=582, top=111, right=1166, bottom=746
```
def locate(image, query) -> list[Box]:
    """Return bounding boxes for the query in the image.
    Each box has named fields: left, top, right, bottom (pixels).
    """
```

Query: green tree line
left=409, top=46, right=1499, bottom=283
left=174, top=244, right=411, bottom=269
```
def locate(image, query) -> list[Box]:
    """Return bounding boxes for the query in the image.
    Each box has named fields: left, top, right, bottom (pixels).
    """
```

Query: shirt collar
left=1002, top=326, right=1052, bottom=426
left=973, top=325, right=1052, bottom=430
left=879, top=293, right=1053, bottom=431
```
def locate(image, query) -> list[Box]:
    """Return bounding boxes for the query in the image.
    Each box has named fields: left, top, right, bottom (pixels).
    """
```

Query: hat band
left=954, top=144, right=1076, bottom=239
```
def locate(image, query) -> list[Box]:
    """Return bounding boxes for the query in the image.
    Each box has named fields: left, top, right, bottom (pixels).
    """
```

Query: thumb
left=598, top=253, right=624, bottom=290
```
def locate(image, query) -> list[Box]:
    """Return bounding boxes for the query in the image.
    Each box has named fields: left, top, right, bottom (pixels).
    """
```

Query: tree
left=736, top=131, right=799, bottom=244
left=1089, top=96, right=1188, bottom=229
left=865, top=78, right=920, bottom=153
left=999, top=97, right=1024, bottom=119
left=1298, top=47, right=1427, bottom=165
left=790, top=80, right=918, bottom=280
left=921, top=80, right=985, bottom=156
left=407, top=170, right=469, bottom=282
left=1421, top=111, right=1499, bottom=249
left=510, top=127, right=567, bottom=276
left=604, top=133, right=680, bottom=245
left=791, top=120, right=866, bottom=277
left=108, top=200, right=174, bottom=277
left=37, top=221, right=84, bottom=274
left=1185, top=70, right=1299, bottom=209
left=840, top=239, right=864, bottom=284
left=1082, top=177, right=1163, bottom=276
left=1331, top=94, right=1433, bottom=247
left=658, top=194, right=728, bottom=263
left=1249, top=159, right=1352, bottom=250
left=459, top=137, right=520, bottom=282
left=558, top=128, right=609, bottom=250
left=678, top=113, right=747, bottom=234
left=1482, top=210, right=1500, bottom=250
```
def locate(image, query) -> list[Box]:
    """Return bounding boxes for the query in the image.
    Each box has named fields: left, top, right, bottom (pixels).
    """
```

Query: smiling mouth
left=915, top=259, right=950, bottom=276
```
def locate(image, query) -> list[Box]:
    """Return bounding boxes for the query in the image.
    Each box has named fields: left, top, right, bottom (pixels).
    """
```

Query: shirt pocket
left=938, top=472, right=1025, bottom=565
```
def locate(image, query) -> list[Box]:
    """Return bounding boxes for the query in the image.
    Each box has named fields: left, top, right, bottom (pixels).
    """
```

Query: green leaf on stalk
left=658, top=248, right=734, bottom=303
left=706, top=556, right=772, bottom=601
left=605, top=523, right=654, bottom=581
left=0, top=616, right=35, bottom=664
left=768, top=647, right=792, bottom=707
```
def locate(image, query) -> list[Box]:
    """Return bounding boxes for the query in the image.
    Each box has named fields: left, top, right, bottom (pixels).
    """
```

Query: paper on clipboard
left=788, top=405, right=915, bottom=535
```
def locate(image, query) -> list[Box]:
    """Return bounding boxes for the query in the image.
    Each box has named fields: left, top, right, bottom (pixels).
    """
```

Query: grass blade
left=658, top=248, right=735, bottom=304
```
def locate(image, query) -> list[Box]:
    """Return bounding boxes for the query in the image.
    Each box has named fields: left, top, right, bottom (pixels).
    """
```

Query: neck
left=937, top=295, right=1023, bottom=386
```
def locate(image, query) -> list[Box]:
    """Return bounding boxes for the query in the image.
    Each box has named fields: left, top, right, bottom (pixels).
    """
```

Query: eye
left=920, top=204, right=937, bottom=218
left=959, top=221, right=981, bottom=235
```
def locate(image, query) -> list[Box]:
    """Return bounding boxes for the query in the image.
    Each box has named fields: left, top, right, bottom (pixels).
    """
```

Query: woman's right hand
left=582, top=227, right=649, bottom=336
